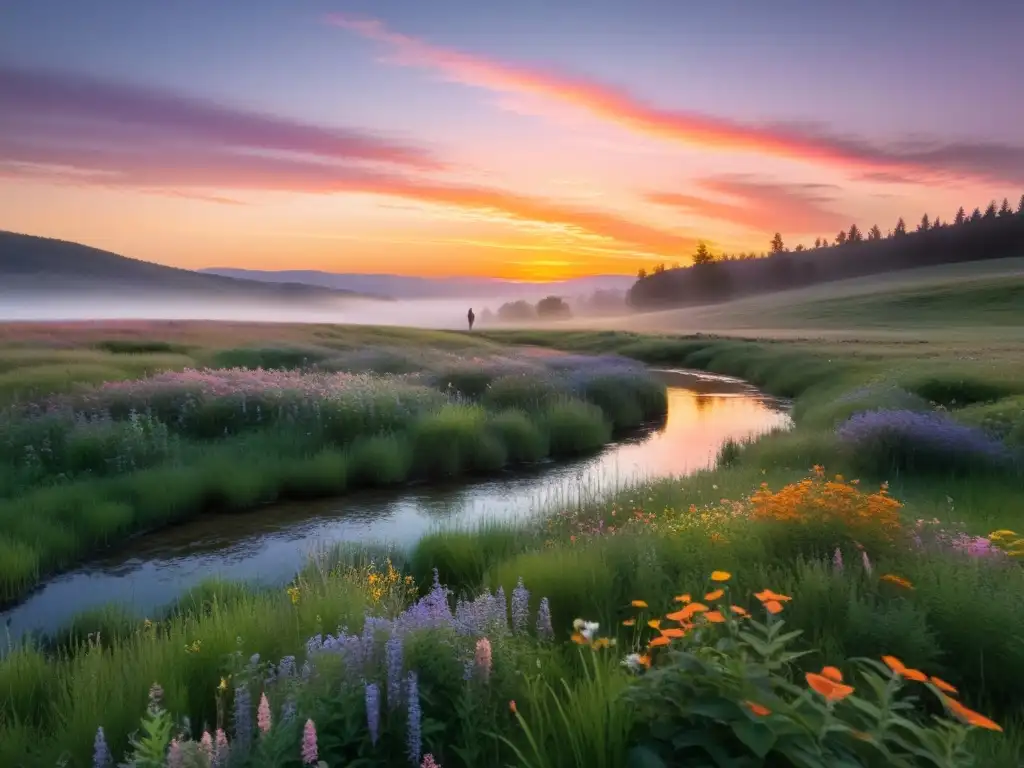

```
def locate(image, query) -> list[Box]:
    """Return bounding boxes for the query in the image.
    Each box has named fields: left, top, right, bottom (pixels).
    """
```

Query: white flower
left=621, top=653, right=644, bottom=672
left=580, top=621, right=599, bottom=641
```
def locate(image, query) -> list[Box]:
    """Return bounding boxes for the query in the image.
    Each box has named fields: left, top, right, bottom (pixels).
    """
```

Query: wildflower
left=509, top=700, right=517, bottom=715
left=821, top=666, right=843, bottom=683
left=943, top=696, right=1002, bottom=732
left=233, top=685, right=252, bottom=751
left=287, top=585, right=301, bottom=605
left=753, top=589, right=791, bottom=603
left=881, top=655, right=927, bottom=682
left=930, top=676, right=958, bottom=695
left=421, top=755, right=441, bottom=768
left=743, top=701, right=771, bottom=717
left=407, top=672, right=422, bottom=765
left=806, top=672, right=854, bottom=702
left=579, top=620, right=599, bottom=641
left=364, top=683, right=381, bottom=745
left=214, top=729, right=230, bottom=767
left=511, top=577, right=530, bottom=635
left=667, top=602, right=708, bottom=621
left=536, top=597, right=553, bottom=641
left=832, top=548, right=844, bottom=572
left=673, top=593, right=691, bottom=603
left=881, top=574, right=914, bottom=589
left=730, top=605, right=749, bottom=617
left=622, top=618, right=636, bottom=627
left=93, top=726, right=112, bottom=768
left=861, top=549, right=873, bottom=575
left=199, top=731, right=214, bottom=760
left=475, top=637, right=493, bottom=681
left=647, top=619, right=661, bottom=629
left=257, top=692, right=272, bottom=734
left=649, top=636, right=670, bottom=647
left=301, top=719, right=318, bottom=765
left=763, top=600, right=784, bottom=615
left=622, top=653, right=650, bottom=672
left=659, top=627, right=685, bottom=638
left=218, top=677, right=228, bottom=692
left=710, top=571, right=731, bottom=582
left=167, top=740, right=183, bottom=768
left=148, top=682, right=164, bottom=712
left=593, top=637, right=616, bottom=649
left=631, top=599, right=648, bottom=608
left=704, top=589, right=724, bottom=601
left=386, top=633, right=404, bottom=709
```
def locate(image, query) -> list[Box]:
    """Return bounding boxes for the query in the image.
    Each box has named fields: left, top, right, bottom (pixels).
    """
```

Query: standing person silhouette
left=467, top=307, right=475, bottom=331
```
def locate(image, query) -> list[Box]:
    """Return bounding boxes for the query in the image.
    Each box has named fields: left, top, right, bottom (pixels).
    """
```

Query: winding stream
left=2, top=370, right=790, bottom=640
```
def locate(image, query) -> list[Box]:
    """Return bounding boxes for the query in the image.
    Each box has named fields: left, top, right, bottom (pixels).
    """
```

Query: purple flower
left=233, top=685, right=252, bottom=752
left=511, top=577, right=530, bottom=634
left=92, top=726, right=112, bottom=768
left=301, top=719, right=318, bottom=765
left=832, top=547, right=844, bottom=572
left=407, top=672, right=422, bottom=766
left=492, top=586, right=509, bottom=635
left=421, top=755, right=441, bottom=768
left=536, top=597, right=553, bottom=641
left=386, top=633, right=404, bottom=709
left=366, top=682, right=381, bottom=746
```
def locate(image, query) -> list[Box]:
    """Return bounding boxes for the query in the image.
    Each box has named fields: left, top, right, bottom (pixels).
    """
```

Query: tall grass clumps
left=0, top=342, right=668, bottom=601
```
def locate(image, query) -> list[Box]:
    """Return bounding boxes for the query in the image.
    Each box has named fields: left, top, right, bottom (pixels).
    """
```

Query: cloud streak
left=0, top=65, right=440, bottom=170
left=648, top=177, right=850, bottom=235
left=329, top=15, right=1024, bottom=186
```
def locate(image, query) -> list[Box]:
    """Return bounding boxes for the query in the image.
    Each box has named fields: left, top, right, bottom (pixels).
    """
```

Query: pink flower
left=167, top=740, right=183, bottom=768
left=257, top=692, right=272, bottom=734
left=421, top=755, right=442, bottom=768
left=214, top=729, right=230, bottom=766
left=199, top=731, right=213, bottom=758
left=301, top=719, right=318, bottom=765
left=474, top=637, right=492, bottom=681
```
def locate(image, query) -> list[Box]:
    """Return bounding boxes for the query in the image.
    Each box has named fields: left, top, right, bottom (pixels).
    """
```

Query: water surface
left=2, top=370, right=790, bottom=639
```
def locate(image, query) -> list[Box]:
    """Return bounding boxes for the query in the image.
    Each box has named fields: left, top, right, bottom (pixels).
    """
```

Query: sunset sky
left=2, top=0, right=1023, bottom=281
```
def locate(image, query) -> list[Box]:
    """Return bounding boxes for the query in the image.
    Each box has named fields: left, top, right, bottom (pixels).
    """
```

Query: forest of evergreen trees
left=628, top=194, right=1024, bottom=309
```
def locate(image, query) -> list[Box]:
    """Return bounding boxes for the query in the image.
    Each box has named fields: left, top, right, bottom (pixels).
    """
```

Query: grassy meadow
left=2, top=265, right=1024, bottom=768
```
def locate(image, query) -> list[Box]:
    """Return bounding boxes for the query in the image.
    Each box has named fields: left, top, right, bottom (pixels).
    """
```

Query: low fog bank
left=0, top=292, right=631, bottom=330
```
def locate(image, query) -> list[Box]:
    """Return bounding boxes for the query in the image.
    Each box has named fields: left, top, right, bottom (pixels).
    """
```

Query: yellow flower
left=880, top=574, right=914, bottom=590
left=631, top=600, right=649, bottom=608
left=647, top=619, right=661, bottom=629
left=218, top=677, right=228, bottom=691
left=710, top=571, right=731, bottom=582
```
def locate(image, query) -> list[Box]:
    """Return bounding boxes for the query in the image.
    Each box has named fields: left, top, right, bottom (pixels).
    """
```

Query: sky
left=1, top=0, right=1023, bottom=281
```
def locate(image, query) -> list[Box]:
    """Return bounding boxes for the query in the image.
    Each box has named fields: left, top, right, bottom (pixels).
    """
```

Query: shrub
left=543, top=400, right=611, bottom=457
left=486, top=410, right=548, bottom=464
left=410, top=405, right=507, bottom=478
left=836, top=409, right=1014, bottom=475
left=483, top=374, right=560, bottom=411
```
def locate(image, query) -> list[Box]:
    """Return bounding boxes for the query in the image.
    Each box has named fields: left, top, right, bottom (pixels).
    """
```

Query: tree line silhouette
left=629, top=194, right=1024, bottom=309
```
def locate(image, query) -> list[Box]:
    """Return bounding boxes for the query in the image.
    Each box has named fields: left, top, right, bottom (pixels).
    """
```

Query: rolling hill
left=0, top=231, right=387, bottom=303
left=201, top=268, right=634, bottom=300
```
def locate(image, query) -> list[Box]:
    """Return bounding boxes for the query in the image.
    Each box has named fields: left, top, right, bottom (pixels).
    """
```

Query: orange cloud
left=329, top=15, right=1024, bottom=186
left=647, top=177, right=850, bottom=235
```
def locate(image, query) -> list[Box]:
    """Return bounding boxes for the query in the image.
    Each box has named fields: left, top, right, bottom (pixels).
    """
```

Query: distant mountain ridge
left=200, top=268, right=635, bottom=300
left=0, top=231, right=384, bottom=302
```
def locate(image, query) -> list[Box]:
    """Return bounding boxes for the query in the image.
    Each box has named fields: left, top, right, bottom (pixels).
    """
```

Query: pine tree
left=813, top=237, right=822, bottom=249
left=998, top=197, right=1012, bottom=217
left=868, top=225, right=882, bottom=241
left=971, top=207, right=983, bottom=222
left=848, top=224, right=863, bottom=243
left=692, top=241, right=713, bottom=265
left=894, top=217, right=907, bottom=236
left=984, top=200, right=998, bottom=218
left=637, top=268, right=647, bottom=279
left=835, top=230, right=848, bottom=245
left=954, top=206, right=966, bottom=225
left=1018, top=194, right=1024, bottom=215
left=917, top=213, right=930, bottom=232
left=770, top=232, right=785, bottom=253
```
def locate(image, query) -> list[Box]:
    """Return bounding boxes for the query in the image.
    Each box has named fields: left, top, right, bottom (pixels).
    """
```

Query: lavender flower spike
left=407, top=672, right=422, bottom=766
left=536, top=597, right=553, bottom=641
left=366, top=682, right=381, bottom=746
left=386, top=633, right=404, bottom=709
left=93, top=726, right=112, bottom=768
left=511, top=577, right=530, bottom=635
left=233, top=685, right=252, bottom=754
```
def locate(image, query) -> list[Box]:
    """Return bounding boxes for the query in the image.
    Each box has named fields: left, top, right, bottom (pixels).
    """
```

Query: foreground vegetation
left=0, top=324, right=667, bottom=602
left=2, top=290, right=1024, bottom=766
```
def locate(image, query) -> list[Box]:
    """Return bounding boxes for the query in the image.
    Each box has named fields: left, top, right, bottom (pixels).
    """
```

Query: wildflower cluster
left=988, top=529, right=1024, bottom=558
left=328, top=557, right=418, bottom=607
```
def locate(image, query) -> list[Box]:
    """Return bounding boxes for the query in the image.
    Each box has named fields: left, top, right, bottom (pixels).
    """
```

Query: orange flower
left=665, top=609, right=687, bottom=621
left=571, top=633, right=587, bottom=645
left=704, top=589, right=724, bottom=601
left=509, top=700, right=517, bottom=714
left=631, top=600, right=649, bottom=608
left=649, top=636, right=670, bottom=647
left=882, top=655, right=927, bottom=682
left=882, top=655, right=905, bottom=674
left=647, top=619, right=661, bottom=629
left=930, top=676, right=958, bottom=695
left=821, top=666, right=843, bottom=683
left=880, top=574, right=914, bottom=590
left=730, top=605, right=749, bottom=617
left=754, top=589, right=791, bottom=603
left=637, top=654, right=651, bottom=668
left=659, top=627, right=686, bottom=638
left=622, top=619, right=636, bottom=627
left=743, top=701, right=771, bottom=717
left=944, top=696, right=1002, bottom=732
left=710, top=571, right=732, bottom=582
left=704, top=610, right=726, bottom=623
left=763, top=600, right=784, bottom=615
left=673, top=593, right=691, bottom=603
left=806, top=672, right=854, bottom=702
